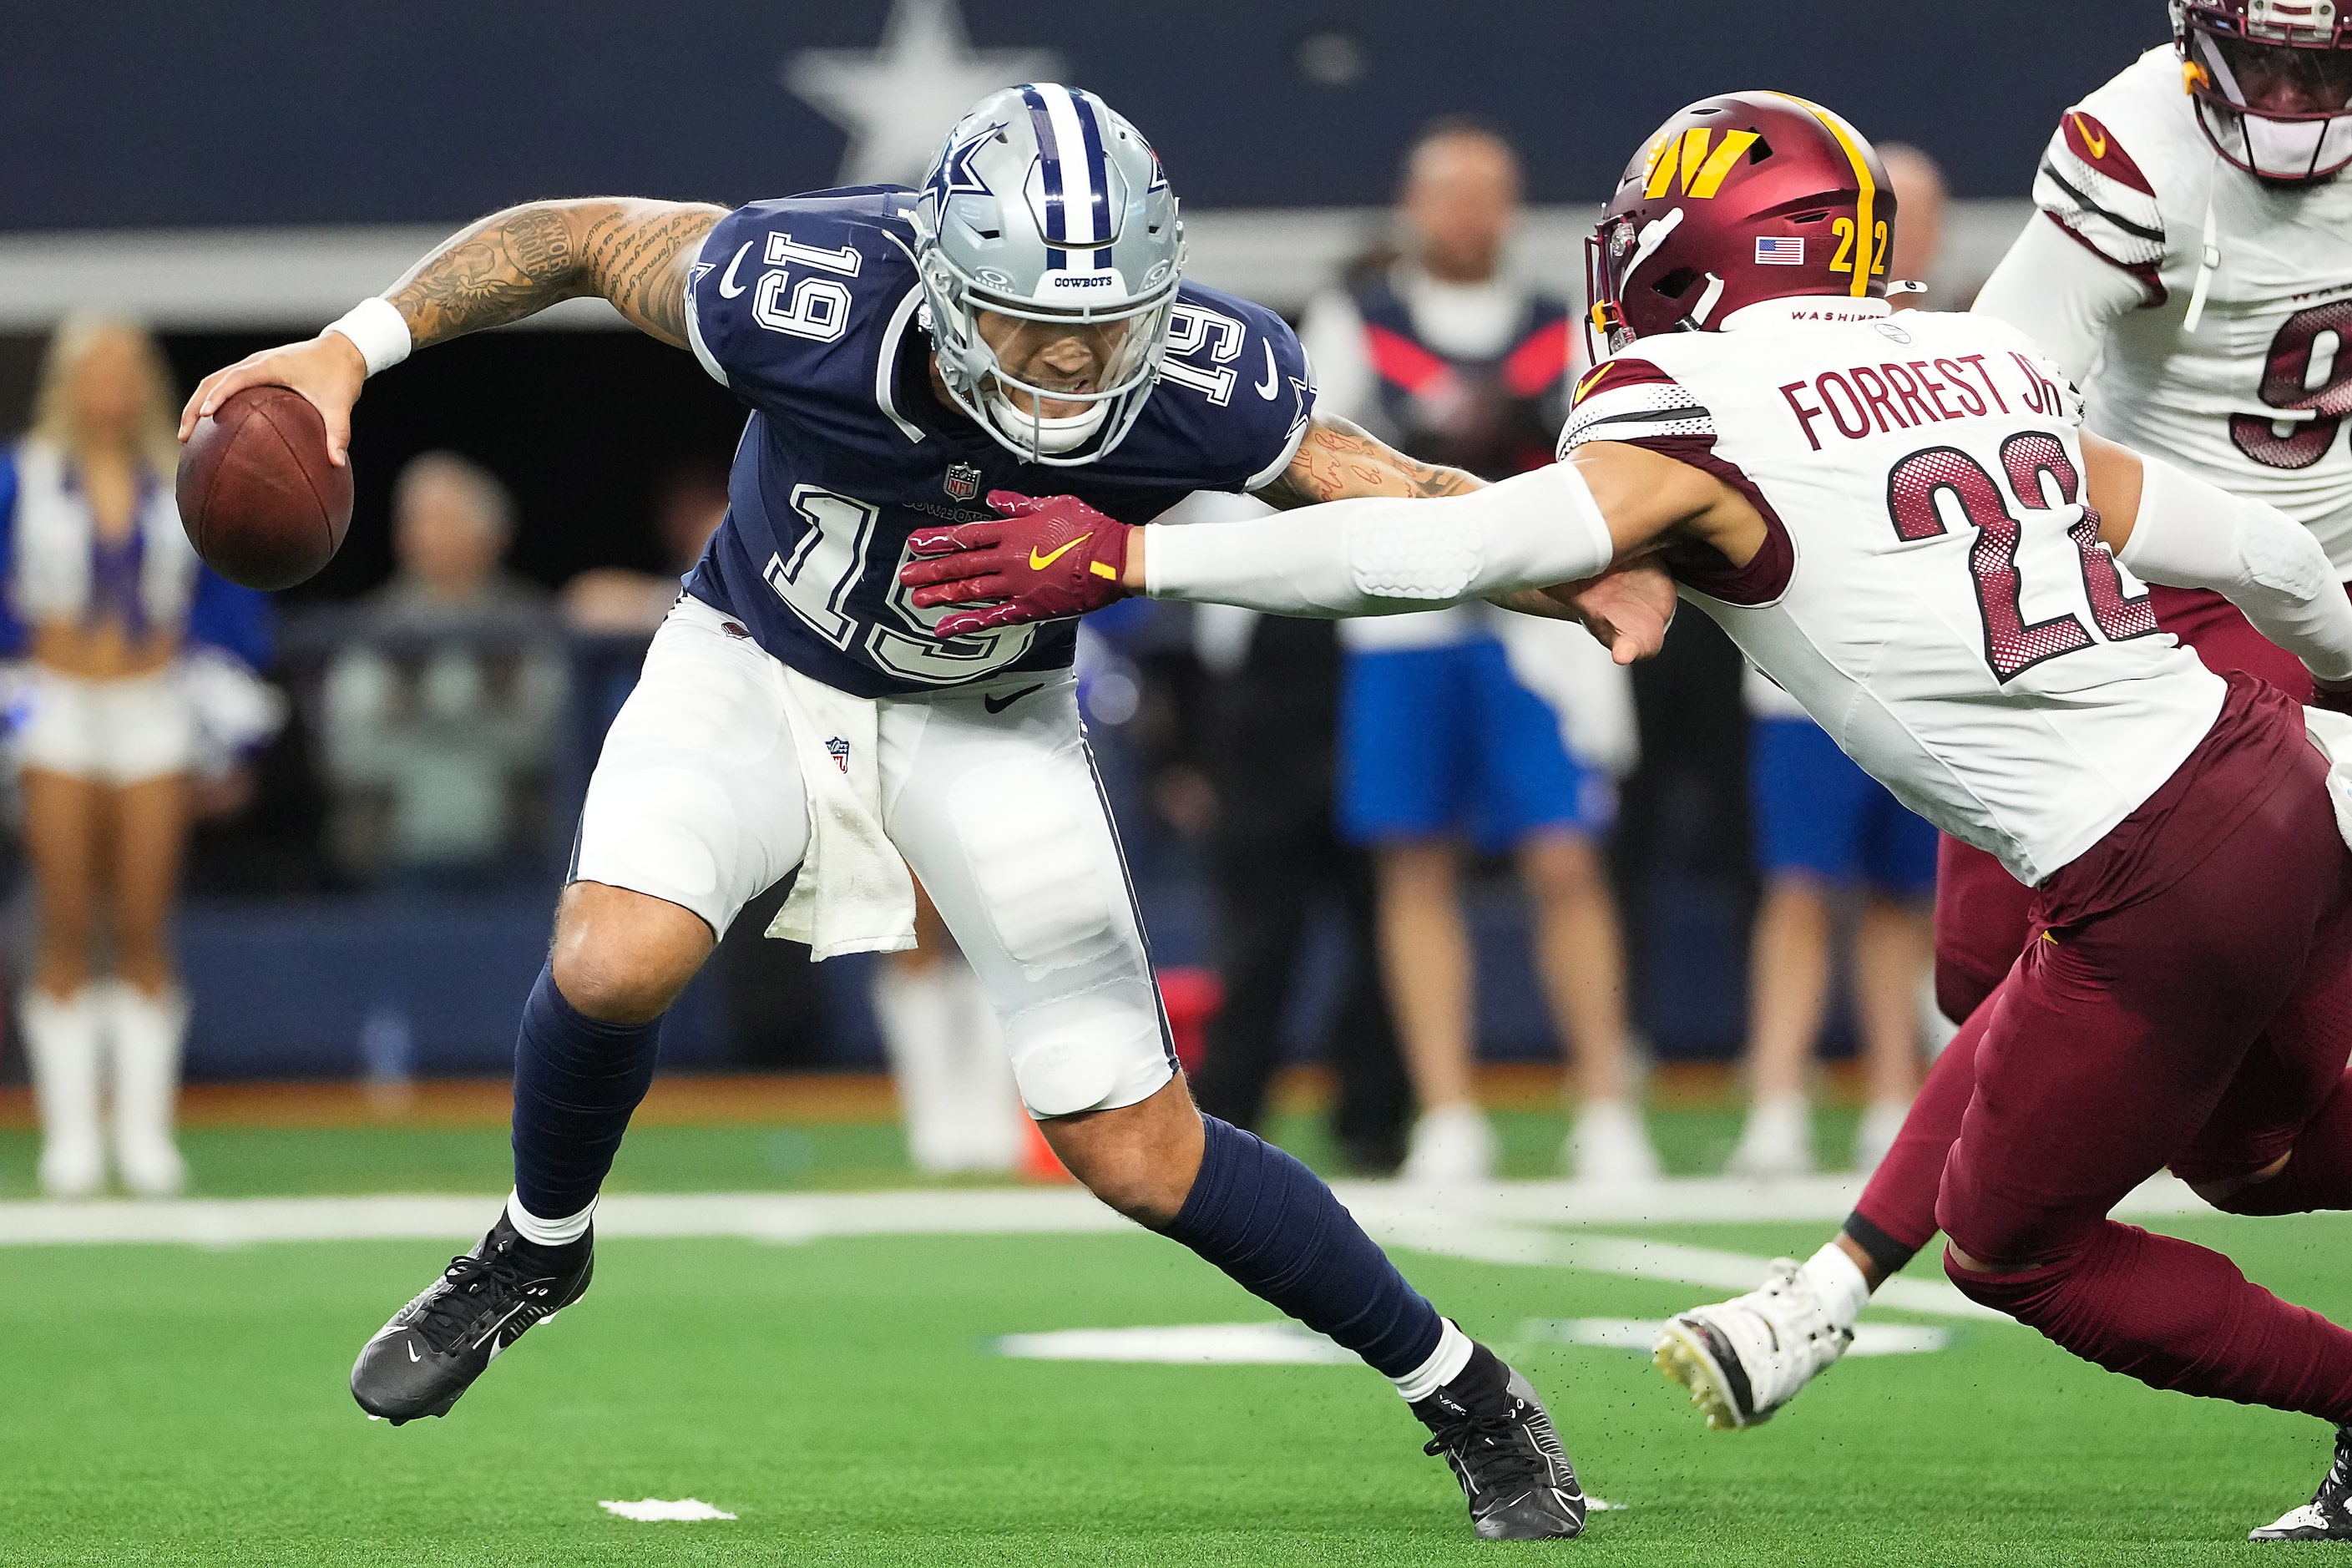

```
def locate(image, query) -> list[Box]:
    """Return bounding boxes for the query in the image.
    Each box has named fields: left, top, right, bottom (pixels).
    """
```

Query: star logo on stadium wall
left=784, top=0, right=1064, bottom=188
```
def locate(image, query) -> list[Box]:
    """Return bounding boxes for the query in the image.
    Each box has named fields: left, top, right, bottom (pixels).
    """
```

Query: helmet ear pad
left=1590, top=92, right=1897, bottom=345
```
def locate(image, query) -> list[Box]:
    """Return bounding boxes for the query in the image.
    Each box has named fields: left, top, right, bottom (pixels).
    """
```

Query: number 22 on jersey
left=1884, top=432, right=2157, bottom=681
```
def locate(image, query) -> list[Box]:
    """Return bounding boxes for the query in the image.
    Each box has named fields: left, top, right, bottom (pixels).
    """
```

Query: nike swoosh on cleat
left=1029, top=534, right=1090, bottom=570
left=984, top=684, right=1044, bottom=715
left=1255, top=341, right=1278, bottom=399
left=407, top=1342, right=420, bottom=1363
left=717, top=241, right=752, bottom=299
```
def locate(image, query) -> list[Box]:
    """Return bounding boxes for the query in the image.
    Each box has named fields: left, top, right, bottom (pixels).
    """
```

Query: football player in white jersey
left=1937, top=0, right=2352, bottom=1030
left=1657, top=3, right=2352, bottom=1479
left=901, top=90, right=2352, bottom=1542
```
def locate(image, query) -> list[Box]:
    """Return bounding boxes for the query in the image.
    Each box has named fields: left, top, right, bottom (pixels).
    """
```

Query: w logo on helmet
left=1642, top=128, right=1763, bottom=200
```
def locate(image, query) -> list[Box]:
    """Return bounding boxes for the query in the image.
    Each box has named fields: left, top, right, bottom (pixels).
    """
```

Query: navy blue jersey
left=682, top=188, right=1314, bottom=697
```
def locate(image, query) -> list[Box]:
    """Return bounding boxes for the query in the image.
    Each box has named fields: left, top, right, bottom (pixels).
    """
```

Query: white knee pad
left=1001, top=987, right=1171, bottom=1118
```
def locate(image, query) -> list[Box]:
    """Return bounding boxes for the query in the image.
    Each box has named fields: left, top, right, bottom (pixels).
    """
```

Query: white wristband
left=324, top=297, right=412, bottom=377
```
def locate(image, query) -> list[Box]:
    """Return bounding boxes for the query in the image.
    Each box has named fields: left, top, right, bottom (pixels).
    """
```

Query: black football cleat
left=351, top=1211, right=592, bottom=1424
left=2251, top=1424, right=2352, bottom=1541
left=1412, top=1341, right=1587, bottom=1540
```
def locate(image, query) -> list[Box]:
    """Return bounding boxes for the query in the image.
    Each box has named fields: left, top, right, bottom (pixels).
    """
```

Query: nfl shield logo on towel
left=944, top=463, right=983, bottom=502
left=825, top=736, right=852, bottom=773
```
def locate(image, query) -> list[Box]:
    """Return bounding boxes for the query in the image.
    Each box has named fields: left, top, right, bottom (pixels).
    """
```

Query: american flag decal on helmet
left=1754, top=237, right=1804, bottom=266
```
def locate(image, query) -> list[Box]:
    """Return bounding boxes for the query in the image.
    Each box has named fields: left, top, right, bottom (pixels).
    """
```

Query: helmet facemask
left=919, top=243, right=1179, bottom=463
left=2177, top=3, right=2352, bottom=181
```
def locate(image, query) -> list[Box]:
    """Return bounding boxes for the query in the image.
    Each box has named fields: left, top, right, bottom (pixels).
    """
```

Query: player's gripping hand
left=902, top=491, right=1136, bottom=636
left=178, top=334, right=369, bottom=467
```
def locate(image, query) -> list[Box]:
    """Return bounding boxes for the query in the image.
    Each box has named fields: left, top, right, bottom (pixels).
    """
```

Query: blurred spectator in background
left=1301, top=119, right=1653, bottom=1183
left=873, top=886, right=1027, bottom=1176
left=319, top=453, right=565, bottom=886
left=1186, top=584, right=1411, bottom=1176
left=1724, top=147, right=1949, bottom=1179
left=3, top=316, right=277, bottom=1196
left=560, top=461, right=728, bottom=636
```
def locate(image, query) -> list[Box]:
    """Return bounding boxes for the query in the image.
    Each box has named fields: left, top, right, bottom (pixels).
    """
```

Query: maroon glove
left=902, top=490, right=1136, bottom=636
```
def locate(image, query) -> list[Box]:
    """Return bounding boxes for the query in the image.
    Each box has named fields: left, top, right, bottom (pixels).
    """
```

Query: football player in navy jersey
left=180, top=84, right=1645, bottom=1539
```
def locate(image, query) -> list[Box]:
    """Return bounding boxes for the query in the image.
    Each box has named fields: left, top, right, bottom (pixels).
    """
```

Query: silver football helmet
left=911, top=83, right=1186, bottom=466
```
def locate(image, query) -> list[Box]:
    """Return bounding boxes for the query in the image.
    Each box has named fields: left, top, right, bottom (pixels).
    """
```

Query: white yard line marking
left=598, top=1499, right=736, bottom=1522
left=1515, top=1317, right=1951, bottom=1357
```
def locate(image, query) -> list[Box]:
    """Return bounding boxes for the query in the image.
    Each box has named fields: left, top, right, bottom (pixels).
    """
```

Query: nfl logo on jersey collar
left=943, top=463, right=984, bottom=502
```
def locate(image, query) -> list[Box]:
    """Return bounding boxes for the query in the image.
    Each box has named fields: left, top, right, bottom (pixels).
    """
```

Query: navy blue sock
left=1161, top=1115, right=1444, bottom=1378
left=510, top=965, right=662, bottom=1222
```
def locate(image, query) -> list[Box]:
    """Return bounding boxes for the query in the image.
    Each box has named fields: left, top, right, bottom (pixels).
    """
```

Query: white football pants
left=573, top=596, right=1175, bottom=1118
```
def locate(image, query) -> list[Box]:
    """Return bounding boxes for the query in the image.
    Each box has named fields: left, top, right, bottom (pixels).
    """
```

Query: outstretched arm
left=2084, top=431, right=2352, bottom=690
left=178, top=199, right=726, bottom=463
left=901, top=441, right=1748, bottom=660
left=1252, top=410, right=1669, bottom=629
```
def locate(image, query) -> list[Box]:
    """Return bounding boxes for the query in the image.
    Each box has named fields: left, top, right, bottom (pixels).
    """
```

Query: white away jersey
left=1560, top=304, right=2226, bottom=885
left=2031, top=45, right=2352, bottom=567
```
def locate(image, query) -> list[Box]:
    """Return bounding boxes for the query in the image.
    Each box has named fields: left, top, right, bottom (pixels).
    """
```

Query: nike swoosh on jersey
left=1029, top=534, right=1091, bottom=569
left=2072, top=113, right=2107, bottom=159
left=983, top=683, right=1045, bottom=714
left=718, top=242, right=753, bottom=299
left=1255, top=341, right=1278, bottom=400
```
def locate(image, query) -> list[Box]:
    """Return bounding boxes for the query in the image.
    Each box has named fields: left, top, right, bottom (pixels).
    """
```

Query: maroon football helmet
left=1586, top=92, right=1895, bottom=357
left=2173, top=0, right=2352, bottom=182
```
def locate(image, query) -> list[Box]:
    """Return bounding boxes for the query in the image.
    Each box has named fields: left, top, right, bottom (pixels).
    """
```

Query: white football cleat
left=1726, top=1096, right=1813, bottom=1180
left=1854, top=1099, right=1911, bottom=1175
left=1655, top=1258, right=1854, bottom=1430
left=1564, top=1099, right=1662, bottom=1183
left=1400, top=1105, right=1498, bottom=1184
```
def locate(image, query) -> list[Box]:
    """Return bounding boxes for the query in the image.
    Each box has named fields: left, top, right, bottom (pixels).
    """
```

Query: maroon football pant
left=1875, top=587, right=2334, bottom=1266
left=1931, top=586, right=2319, bottom=1025
left=1869, top=693, right=2352, bottom=1420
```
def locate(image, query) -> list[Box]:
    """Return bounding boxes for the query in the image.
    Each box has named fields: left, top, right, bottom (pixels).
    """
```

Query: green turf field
left=3, top=1106, right=2347, bottom=1565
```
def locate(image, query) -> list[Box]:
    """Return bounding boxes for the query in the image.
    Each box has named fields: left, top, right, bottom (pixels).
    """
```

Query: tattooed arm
left=179, top=199, right=726, bottom=462
left=1250, top=412, right=1484, bottom=509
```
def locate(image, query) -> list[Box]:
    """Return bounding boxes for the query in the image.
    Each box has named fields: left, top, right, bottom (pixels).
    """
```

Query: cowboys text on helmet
left=911, top=83, right=1186, bottom=466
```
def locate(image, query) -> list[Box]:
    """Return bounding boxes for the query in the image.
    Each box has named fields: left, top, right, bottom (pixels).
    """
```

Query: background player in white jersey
left=179, top=85, right=1595, bottom=1540
left=1668, top=3, right=2352, bottom=1459
left=1934, top=0, right=2352, bottom=1029
left=900, top=89, right=2352, bottom=1542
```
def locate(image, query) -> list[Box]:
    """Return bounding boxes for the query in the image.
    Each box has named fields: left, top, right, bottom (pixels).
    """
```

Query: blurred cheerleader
left=3, top=316, right=278, bottom=1197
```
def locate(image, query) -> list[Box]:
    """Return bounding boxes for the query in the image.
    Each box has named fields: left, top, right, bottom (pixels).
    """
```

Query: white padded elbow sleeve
left=2121, top=454, right=2352, bottom=683
left=1146, top=463, right=1617, bottom=617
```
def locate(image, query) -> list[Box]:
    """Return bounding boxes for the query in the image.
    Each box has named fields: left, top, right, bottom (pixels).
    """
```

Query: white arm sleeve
left=1143, top=463, right=1617, bottom=618
left=2117, top=455, right=2352, bottom=684
left=1970, top=215, right=2146, bottom=387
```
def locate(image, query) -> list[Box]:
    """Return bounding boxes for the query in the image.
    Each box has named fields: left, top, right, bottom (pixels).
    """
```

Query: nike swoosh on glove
left=901, top=490, right=1136, bottom=636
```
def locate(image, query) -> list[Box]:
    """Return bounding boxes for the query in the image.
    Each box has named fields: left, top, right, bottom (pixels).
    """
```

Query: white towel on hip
left=766, top=664, right=918, bottom=960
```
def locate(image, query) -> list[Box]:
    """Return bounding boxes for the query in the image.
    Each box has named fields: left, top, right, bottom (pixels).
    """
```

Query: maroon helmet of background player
left=2173, top=0, right=2352, bottom=182
left=1586, top=91, right=1897, bottom=358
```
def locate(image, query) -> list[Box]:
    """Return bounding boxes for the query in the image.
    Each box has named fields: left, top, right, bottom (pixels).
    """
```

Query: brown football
left=176, top=386, right=353, bottom=590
